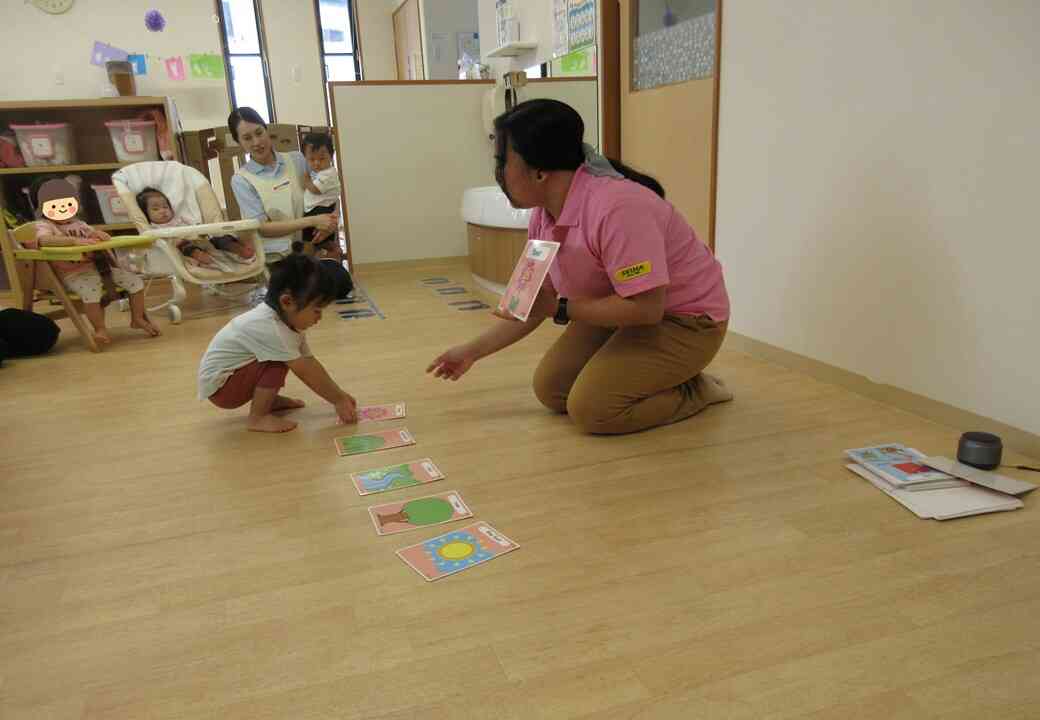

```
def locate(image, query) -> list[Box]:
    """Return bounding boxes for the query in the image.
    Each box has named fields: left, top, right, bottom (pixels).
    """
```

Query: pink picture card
left=396, top=522, right=519, bottom=581
left=350, top=458, right=445, bottom=496
left=357, top=402, right=407, bottom=422
left=368, top=491, right=473, bottom=536
left=334, top=428, right=415, bottom=457
left=496, top=239, right=560, bottom=321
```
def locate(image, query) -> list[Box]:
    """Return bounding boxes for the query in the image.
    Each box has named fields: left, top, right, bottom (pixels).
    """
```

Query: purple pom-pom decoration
left=144, top=9, right=167, bottom=32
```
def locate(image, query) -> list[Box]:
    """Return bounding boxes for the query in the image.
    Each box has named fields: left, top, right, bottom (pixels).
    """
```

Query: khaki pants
left=533, top=314, right=731, bottom=435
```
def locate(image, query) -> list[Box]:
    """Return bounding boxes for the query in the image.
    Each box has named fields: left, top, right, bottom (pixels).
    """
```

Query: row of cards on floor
left=339, top=404, right=518, bottom=582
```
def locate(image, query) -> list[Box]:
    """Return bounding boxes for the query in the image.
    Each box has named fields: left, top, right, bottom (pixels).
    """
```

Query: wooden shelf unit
left=0, top=97, right=180, bottom=306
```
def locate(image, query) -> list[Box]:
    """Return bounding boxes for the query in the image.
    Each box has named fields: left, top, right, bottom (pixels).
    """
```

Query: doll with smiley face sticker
left=29, top=178, right=160, bottom=344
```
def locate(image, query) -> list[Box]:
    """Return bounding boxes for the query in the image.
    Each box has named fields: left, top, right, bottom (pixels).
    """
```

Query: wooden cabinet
left=0, top=96, right=181, bottom=305
left=467, top=223, right=528, bottom=286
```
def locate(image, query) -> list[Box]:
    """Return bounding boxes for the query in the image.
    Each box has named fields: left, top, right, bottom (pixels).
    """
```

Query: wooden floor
left=2, top=258, right=1038, bottom=720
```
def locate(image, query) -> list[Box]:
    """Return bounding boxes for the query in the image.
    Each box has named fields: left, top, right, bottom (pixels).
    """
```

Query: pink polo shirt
left=531, top=166, right=729, bottom=322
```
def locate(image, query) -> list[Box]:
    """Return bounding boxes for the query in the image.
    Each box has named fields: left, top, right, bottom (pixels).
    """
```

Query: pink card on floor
left=368, top=491, right=473, bottom=536
left=334, top=428, right=415, bottom=457
left=396, top=521, right=519, bottom=581
left=496, top=239, right=560, bottom=321
left=357, top=402, right=406, bottom=422
left=350, top=458, right=445, bottom=496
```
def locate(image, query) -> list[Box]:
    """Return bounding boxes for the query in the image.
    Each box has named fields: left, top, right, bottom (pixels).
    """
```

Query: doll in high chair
left=28, top=178, right=160, bottom=345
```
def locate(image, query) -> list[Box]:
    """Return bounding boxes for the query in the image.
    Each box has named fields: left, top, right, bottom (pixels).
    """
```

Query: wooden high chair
left=3, top=224, right=154, bottom=353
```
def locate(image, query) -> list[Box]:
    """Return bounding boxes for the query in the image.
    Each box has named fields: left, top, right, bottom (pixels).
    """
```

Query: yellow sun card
left=396, top=522, right=519, bottom=581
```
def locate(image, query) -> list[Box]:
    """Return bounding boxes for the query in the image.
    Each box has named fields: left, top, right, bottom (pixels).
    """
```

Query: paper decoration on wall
left=567, top=0, right=596, bottom=51
left=145, top=9, right=167, bottom=32
left=188, top=53, right=224, bottom=79
left=164, top=56, right=186, bottom=81
left=91, top=41, right=129, bottom=67
left=127, top=54, right=148, bottom=75
left=553, top=0, right=569, bottom=58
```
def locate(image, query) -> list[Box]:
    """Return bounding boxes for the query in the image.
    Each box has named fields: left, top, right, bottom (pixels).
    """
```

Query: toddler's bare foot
left=94, top=329, right=113, bottom=345
left=131, top=316, right=162, bottom=337
left=248, top=414, right=298, bottom=433
left=272, top=395, right=306, bottom=412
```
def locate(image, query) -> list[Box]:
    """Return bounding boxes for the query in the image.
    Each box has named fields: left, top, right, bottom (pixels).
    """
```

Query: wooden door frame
left=599, top=0, right=723, bottom=248
left=392, top=0, right=425, bottom=81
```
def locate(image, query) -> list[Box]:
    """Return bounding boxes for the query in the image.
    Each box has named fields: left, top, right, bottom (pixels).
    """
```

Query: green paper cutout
left=188, top=53, right=225, bottom=80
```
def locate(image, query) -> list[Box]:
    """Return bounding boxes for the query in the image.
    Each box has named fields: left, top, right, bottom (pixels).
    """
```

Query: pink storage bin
left=10, top=122, right=77, bottom=166
left=91, top=184, right=130, bottom=224
left=104, top=120, right=160, bottom=162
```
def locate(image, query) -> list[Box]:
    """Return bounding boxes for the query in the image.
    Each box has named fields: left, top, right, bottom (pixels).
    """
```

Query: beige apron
left=236, top=151, right=305, bottom=256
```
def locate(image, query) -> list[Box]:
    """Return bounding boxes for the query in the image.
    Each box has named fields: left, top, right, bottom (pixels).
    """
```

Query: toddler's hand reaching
left=335, top=394, right=358, bottom=424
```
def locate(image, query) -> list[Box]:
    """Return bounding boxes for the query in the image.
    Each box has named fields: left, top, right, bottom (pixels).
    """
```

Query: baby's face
left=145, top=195, right=173, bottom=224
left=42, top=196, right=79, bottom=222
left=305, top=145, right=332, bottom=173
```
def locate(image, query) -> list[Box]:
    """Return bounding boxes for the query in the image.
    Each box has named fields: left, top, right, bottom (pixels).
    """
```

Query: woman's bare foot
left=272, top=395, right=306, bottom=412
left=93, top=329, right=113, bottom=345
left=248, top=414, right=298, bottom=433
left=693, top=373, right=734, bottom=405
left=131, top=315, right=162, bottom=337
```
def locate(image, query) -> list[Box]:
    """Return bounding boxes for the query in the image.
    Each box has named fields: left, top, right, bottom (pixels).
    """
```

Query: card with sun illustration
left=396, top=522, right=519, bottom=581
left=350, top=458, right=444, bottom=496
left=368, top=491, right=472, bottom=536
left=357, top=403, right=407, bottom=423
left=334, top=428, right=415, bottom=457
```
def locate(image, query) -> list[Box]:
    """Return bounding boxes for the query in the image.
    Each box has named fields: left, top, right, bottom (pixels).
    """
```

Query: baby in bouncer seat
left=137, top=187, right=255, bottom=269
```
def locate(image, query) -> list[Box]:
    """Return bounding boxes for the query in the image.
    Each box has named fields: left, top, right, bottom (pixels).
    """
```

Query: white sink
left=461, top=186, right=531, bottom=229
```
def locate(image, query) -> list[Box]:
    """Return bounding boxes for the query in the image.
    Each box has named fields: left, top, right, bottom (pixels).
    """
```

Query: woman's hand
left=312, top=212, right=339, bottom=235
left=531, top=284, right=560, bottom=319
left=335, top=393, right=358, bottom=424
left=427, top=345, right=478, bottom=381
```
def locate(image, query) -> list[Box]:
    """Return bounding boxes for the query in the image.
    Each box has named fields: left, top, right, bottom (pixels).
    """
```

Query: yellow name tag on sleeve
left=615, top=261, right=652, bottom=282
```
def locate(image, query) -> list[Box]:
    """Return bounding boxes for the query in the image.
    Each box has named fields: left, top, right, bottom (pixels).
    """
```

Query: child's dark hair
left=302, top=132, right=334, bottom=157
left=228, top=106, right=267, bottom=143
left=493, top=98, right=665, bottom=198
left=266, top=242, right=338, bottom=317
left=135, top=187, right=168, bottom=216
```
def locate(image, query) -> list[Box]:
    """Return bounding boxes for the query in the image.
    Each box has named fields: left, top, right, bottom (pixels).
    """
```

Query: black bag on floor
left=0, top=308, right=61, bottom=365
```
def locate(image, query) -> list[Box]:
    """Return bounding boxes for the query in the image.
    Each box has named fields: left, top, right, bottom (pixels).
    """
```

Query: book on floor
left=844, top=444, right=965, bottom=491
left=846, top=463, right=1023, bottom=520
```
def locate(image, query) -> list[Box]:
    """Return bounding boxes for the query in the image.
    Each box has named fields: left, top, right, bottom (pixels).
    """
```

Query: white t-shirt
left=197, top=303, right=312, bottom=399
left=304, top=167, right=341, bottom=211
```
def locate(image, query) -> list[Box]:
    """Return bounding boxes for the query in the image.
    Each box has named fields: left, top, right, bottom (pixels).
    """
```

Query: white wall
left=716, top=1, right=1040, bottom=435
left=0, top=0, right=229, bottom=131
left=262, top=0, right=328, bottom=125
left=421, top=0, right=480, bottom=80
left=357, top=0, right=398, bottom=80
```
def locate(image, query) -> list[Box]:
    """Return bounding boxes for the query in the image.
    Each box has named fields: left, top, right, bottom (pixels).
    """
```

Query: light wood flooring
left=2, top=258, right=1038, bottom=719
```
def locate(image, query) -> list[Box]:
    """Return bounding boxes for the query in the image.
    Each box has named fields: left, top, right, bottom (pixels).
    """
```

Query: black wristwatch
left=553, top=297, right=570, bottom=325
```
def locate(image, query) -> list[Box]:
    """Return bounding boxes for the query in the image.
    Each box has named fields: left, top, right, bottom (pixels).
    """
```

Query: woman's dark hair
left=266, top=243, right=338, bottom=317
left=228, top=107, right=267, bottom=143
left=493, top=98, right=665, bottom=198
left=302, top=132, right=334, bottom=156
left=135, top=187, right=168, bottom=216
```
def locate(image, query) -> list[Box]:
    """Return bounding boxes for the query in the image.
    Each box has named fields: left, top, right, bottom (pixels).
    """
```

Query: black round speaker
left=957, top=432, right=1003, bottom=470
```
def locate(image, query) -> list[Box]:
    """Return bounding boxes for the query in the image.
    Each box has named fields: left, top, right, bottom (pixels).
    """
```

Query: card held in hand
left=496, top=239, right=560, bottom=321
